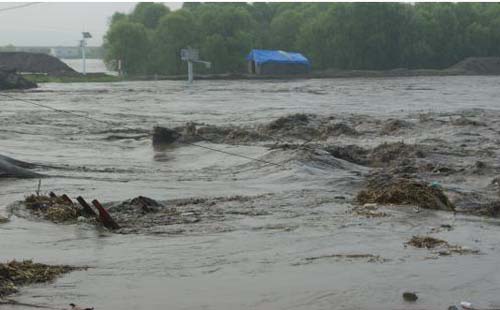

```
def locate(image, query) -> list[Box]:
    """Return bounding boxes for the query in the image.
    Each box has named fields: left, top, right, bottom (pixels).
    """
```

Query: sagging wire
left=0, top=92, right=285, bottom=168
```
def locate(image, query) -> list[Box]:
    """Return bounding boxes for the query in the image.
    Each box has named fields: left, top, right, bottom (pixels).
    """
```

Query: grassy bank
left=22, top=57, right=498, bottom=84
left=23, top=73, right=123, bottom=83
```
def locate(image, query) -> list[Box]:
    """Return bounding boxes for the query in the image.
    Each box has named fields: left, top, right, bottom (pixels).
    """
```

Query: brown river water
left=1, top=76, right=500, bottom=310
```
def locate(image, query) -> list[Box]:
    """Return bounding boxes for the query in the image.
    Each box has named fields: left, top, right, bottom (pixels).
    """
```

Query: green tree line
left=103, top=2, right=500, bottom=75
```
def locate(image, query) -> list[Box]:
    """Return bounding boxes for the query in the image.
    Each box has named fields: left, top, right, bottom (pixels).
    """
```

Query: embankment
left=0, top=52, right=78, bottom=76
left=127, top=57, right=500, bottom=81
left=0, top=68, right=37, bottom=90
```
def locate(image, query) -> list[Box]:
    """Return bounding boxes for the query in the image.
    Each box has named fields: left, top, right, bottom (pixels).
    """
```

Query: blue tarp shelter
left=246, top=49, right=310, bottom=75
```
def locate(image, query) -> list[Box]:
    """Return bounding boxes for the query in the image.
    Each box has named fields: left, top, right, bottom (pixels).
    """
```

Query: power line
left=183, top=141, right=283, bottom=167
left=0, top=92, right=118, bottom=127
left=0, top=2, right=41, bottom=13
left=0, top=92, right=284, bottom=168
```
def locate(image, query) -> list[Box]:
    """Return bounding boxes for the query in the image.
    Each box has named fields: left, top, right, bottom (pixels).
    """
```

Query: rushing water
left=1, top=76, right=500, bottom=310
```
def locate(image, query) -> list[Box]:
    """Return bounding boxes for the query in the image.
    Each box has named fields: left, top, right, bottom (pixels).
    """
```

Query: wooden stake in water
left=36, top=179, right=41, bottom=196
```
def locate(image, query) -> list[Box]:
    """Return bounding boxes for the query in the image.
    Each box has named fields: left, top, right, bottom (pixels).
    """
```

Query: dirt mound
left=449, top=57, right=500, bottom=75
left=0, top=52, right=78, bottom=76
left=0, top=260, right=80, bottom=298
left=356, top=176, right=455, bottom=211
left=0, top=68, right=37, bottom=90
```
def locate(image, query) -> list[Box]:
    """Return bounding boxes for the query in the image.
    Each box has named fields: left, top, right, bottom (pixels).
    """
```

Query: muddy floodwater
left=1, top=76, right=500, bottom=310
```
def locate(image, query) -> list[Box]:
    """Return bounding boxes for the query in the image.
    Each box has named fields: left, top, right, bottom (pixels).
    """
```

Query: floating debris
left=69, top=302, right=94, bottom=310
left=152, top=126, right=182, bottom=147
left=430, top=224, right=454, bottom=233
left=0, top=215, right=8, bottom=224
left=351, top=203, right=388, bottom=218
left=357, top=176, right=455, bottom=211
left=405, top=236, right=480, bottom=256
left=24, top=194, right=82, bottom=223
left=13, top=192, right=276, bottom=235
left=402, top=291, right=418, bottom=302
left=301, top=253, right=388, bottom=264
left=0, top=260, right=82, bottom=298
left=22, top=193, right=120, bottom=230
left=406, top=236, right=448, bottom=249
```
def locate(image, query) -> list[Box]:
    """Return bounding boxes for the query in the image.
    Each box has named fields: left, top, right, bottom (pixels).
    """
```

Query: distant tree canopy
left=103, top=2, right=500, bottom=75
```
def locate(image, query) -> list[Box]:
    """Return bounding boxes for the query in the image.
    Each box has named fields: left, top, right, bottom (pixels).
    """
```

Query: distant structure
left=12, top=46, right=51, bottom=54
left=50, top=47, right=80, bottom=59
left=0, top=46, right=104, bottom=59
left=180, top=47, right=211, bottom=83
left=80, top=32, right=92, bottom=75
left=246, top=49, right=310, bottom=75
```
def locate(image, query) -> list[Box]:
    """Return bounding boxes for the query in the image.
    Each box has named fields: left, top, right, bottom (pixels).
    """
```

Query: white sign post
left=180, top=47, right=211, bottom=83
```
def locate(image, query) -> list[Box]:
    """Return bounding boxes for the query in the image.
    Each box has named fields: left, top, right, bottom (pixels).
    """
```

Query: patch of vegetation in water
left=0, top=260, right=82, bottom=298
left=356, top=176, right=455, bottom=211
left=24, top=194, right=82, bottom=223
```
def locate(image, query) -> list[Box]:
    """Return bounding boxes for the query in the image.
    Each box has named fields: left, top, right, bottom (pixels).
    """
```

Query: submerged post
left=188, top=60, right=193, bottom=83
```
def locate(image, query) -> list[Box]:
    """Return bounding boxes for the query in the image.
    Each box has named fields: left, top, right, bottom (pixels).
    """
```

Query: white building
left=50, top=47, right=80, bottom=59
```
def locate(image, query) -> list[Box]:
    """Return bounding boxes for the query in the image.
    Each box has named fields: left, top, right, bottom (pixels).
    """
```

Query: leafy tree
left=269, top=10, right=304, bottom=50
left=109, top=12, right=127, bottom=26
left=130, top=2, right=170, bottom=29
left=104, top=20, right=151, bottom=75
left=103, top=2, right=500, bottom=75
left=154, top=10, right=198, bottom=74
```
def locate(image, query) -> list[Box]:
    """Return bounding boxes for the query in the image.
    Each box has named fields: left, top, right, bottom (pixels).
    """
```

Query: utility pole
left=81, top=32, right=92, bottom=75
left=187, top=60, right=194, bottom=83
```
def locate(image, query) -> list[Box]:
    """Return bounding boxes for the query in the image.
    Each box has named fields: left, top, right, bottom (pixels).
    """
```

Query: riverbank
left=0, top=69, right=37, bottom=90
left=21, top=57, right=500, bottom=84
left=23, top=73, right=122, bottom=84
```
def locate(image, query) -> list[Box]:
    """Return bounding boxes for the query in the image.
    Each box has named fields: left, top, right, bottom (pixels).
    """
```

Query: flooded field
left=1, top=76, right=500, bottom=310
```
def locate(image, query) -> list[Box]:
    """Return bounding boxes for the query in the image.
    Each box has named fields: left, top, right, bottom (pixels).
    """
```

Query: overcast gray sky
left=0, top=2, right=182, bottom=46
